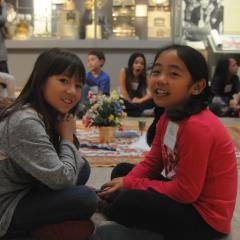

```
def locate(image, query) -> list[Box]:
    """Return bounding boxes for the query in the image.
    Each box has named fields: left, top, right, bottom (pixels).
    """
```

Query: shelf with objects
left=5, top=0, right=181, bottom=49
left=111, top=0, right=137, bottom=40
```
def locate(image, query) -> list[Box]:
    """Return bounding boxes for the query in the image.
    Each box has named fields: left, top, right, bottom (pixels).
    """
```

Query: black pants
left=109, top=163, right=226, bottom=240
left=0, top=61, right=9, bottom=73
left=123, top=99, right=155, bottom=117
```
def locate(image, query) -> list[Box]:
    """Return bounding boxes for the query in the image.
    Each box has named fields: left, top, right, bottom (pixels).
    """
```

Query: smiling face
left=132, top=56, right=145, bottom=77
left=43, top=74, right=81, bottom=114
left=149, top=50, right=198, bottom=110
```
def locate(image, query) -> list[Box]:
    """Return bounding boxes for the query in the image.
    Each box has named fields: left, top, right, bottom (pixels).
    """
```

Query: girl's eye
left=75, top=83, right=82, bottom=89
left=169, top=71, right=180, bottom=77
left=150, top=70, right=161, bottom=76
left=60, top=78, right=68, bottom=84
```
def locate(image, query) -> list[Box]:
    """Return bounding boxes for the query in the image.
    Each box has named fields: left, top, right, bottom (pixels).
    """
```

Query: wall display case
left=111, top=0, right=137, bottom=39
left=147, top=3, right=171, bottom=39
left=5, top=0, right=176, bottom=42
left=5, top=0, right=240, bottom=45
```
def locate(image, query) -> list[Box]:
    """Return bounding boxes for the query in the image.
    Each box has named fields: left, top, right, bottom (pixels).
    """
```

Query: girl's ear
left=191, top=79, right=206, bottom=95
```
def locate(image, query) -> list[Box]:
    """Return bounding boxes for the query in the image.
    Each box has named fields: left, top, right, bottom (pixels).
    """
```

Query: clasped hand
left=97, top=177, right=124, bottom=200
left=56, top=113, right=76, bottom=142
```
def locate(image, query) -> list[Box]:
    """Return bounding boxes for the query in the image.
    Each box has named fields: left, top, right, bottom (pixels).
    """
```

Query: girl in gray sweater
left=0, top=48, right=98, bottom=239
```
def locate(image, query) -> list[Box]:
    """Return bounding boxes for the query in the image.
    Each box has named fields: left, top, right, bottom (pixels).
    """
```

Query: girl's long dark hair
left=147, top=44, right=213, bottom=146
left=213, top=56, right=234, bottom=81
left=0, top=48, right=85, bottom=152
left=125, top=52, right=147, bottom=96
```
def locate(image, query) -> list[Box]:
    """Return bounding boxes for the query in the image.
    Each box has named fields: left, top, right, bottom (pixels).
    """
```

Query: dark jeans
left=4, top=160, right=98, bottom=238
left=123, top=99, right=155, bottom=117
left=109, top=163, right=226, bottom=240
left=0, top=61, right=9, bottom=73
left=209, top=102, right=238, bottom=117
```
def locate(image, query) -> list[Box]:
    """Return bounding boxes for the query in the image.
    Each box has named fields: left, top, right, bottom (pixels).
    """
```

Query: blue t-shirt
left=86, top=71, right=110, bottom=95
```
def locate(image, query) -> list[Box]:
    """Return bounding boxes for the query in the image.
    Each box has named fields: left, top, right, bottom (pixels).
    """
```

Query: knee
left=77, top=159, right=91, bottom=184
left=75, top=187, right=98, bottom=217
left=111, top=163, right=135, bottom=179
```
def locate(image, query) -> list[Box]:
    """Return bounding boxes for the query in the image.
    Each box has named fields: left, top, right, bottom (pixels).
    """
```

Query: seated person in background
left=209, top=56, right=240, bottom=117
left=78, top=50, right=110, bottom=117
left=118, top=52, right=155, bottom=117
left=80, top=50, right=110, bottom=102
left=0, top=72, right=16, bottom=98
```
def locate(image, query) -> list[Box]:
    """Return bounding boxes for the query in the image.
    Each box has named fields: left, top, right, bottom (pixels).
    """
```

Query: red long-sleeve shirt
left=124, top=109, right=237, bottom=234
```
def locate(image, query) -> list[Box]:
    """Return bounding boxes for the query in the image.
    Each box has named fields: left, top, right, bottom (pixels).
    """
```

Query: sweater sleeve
left=211, top=76, right=223, bottom=96
left=124, top=121, right=213, bottom=204
left=232, top=75, right=240, bottom=94
left=8, top=112, right=85, bottom=190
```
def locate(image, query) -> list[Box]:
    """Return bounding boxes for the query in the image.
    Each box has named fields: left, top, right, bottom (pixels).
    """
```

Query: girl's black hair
left=0, top=48, right=86, bottom=152
left=125, top=52, right=147, bottom=96
left=213, top=56, right=236, bottom=81
left=146, top=44, right=213, bottom=146
left=88, top=50, right=106, bottom=67
left=146, top=107, right=165, bottom=146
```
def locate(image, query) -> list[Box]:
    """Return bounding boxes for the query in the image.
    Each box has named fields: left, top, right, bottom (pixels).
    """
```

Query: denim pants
left=5, top=160, right=98, bottom=238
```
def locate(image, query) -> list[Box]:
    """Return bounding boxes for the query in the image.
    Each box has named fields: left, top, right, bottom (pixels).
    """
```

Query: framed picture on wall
left=148, top=10, right=170, bottom=38
left=182, top=0, right=224, bottom=41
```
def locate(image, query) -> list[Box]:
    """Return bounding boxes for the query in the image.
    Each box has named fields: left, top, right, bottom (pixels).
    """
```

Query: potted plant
left=82, top=90, right=126, bottom=143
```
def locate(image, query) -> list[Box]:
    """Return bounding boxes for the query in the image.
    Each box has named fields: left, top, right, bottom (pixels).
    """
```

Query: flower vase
left=98, top=126, right=116, bottom=143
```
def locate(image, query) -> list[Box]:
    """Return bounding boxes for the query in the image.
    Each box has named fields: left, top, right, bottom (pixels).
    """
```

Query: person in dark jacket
left=210, top=56, right=240, bottom=117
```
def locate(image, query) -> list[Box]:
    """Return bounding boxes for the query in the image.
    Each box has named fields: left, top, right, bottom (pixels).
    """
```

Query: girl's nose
left=155, top=73, right=167, bottom=84
left=66, top=85, right=77, bottom=94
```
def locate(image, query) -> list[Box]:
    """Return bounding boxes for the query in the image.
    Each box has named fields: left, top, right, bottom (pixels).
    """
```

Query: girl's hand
left=230, top=94, right=240, bottom=111
left=97, top=177, right=124, bottom=200
left=56, top=113, right=76, bottom=142
left=132, top=97, right=142, bottom=104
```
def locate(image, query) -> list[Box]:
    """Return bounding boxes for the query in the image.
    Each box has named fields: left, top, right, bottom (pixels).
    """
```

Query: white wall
left=7, top=48, right=157, bottom=91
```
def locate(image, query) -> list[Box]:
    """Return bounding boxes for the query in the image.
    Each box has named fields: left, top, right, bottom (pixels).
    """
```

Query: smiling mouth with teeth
left=63, top=98, right=73, bottom=104
left=154, top=88, right=169, bottom=96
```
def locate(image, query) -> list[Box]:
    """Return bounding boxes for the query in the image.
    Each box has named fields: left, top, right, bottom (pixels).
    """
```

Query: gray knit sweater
left=0, top=108, right=85, bottom=237
left=0, top=2, right=7, bottom=62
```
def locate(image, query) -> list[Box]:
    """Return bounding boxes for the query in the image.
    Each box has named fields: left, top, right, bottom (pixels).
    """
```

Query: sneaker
left=31, top=219, right=95, bottom=240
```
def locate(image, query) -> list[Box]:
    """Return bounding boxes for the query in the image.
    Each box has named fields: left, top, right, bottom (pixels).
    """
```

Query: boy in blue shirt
left=78, top=50, right=111, bottom=118
left=86, top=50, right=110, bottom=95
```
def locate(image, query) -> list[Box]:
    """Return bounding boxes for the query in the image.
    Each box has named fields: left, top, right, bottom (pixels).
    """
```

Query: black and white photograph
left=182, top=0, right=224, bottom=41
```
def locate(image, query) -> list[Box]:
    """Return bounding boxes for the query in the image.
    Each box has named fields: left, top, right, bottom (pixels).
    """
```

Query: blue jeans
left=5, top=160, right=98, bottom=238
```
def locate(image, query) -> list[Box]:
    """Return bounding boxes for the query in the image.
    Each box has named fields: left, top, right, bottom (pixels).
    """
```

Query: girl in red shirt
left=98, top=45, right=238, bottom=240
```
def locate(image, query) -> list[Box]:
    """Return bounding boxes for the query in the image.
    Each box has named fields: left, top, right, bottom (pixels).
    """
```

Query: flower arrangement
left=83, top=90, right=126, bottom=127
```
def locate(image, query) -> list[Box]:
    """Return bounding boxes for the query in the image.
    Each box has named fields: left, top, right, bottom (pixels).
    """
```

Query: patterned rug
left=76, top=120, right=149, bottom=167
left=77, top=120, right=240, bottom=167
